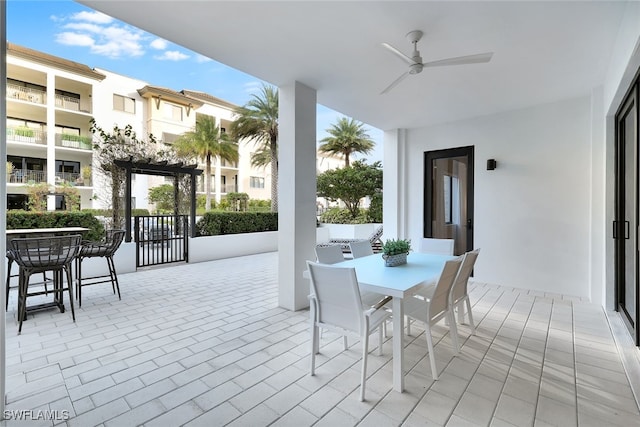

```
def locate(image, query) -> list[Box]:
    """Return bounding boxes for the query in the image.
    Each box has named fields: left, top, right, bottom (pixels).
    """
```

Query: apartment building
left=6, top=42, right=274, bottom=212
left=6, top=42, right=104, bottom=211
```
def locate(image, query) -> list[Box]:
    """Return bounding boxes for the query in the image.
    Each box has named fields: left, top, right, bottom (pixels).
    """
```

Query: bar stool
left=75, top=229, right=125, bottom=306
left=10, top=235, right=82, bottom=334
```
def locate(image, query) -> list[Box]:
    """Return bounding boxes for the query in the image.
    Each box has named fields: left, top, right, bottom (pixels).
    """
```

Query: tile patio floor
left=2, top=252, right=639, bottom=426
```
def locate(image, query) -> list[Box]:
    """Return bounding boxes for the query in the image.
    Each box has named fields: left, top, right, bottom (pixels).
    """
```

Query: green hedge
left=7, top=211, right=105, bottom=241
left=196, top=212, right=278, bottom=236
left=320, top=207, right=373, bottom=224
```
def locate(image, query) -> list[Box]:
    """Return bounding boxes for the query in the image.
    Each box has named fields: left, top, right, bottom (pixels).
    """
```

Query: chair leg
left=76, top=257, right=83, bottom=307
left=65, top=265, right=76, bottom=322
left=5, top=258, right=12, bottom=311
left=449, top=310, right=460, bottom=354
left=17, top=270, right=30, bottom=335
left=406, top=316, right=412, bottom=336
left=377, top=324, right=384, bottom=356
left=310, top=323, right=317, bottom=376
left=107, top=256, right=121, bottom=299
left=465, top=296, right=476, bottom=335
left=425, top=323, right=438, bottom=380
left=343, top=335, right=348, bottom=351
left=360, top=331, right=369, bottom=402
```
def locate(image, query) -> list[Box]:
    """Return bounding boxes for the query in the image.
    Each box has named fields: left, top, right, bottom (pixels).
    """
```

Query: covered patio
left=3, top=253, right=639, bottom=426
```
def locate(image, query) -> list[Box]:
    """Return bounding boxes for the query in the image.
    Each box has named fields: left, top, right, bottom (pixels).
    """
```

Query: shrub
left=7, top=211, right=105, bottom=241
left=368, top=191, right=383, bottom=223
left=196, top=212, right=278, bottom=236
left=320, top=207, right=371, bottom=224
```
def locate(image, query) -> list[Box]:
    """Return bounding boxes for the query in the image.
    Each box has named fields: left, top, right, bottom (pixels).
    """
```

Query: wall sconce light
left=487, top=159, right=497, bottom=170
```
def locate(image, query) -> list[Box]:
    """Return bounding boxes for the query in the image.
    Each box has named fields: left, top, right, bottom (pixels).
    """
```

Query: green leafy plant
left=382, top=238, right=411, bottom=256
left=16, top=126, right=35, bottom=137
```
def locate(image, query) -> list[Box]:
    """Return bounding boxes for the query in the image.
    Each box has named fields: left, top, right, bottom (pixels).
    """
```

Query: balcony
left=55, top=171, right=91, bottom=187
left=195, top=183, right=238, bottom=193
left=55, top=93, right=92, bottom=113
left=6, top=126, right=46, bottom=145
left=7, top=169, right=46, bottom=184
left=6, top=83, right=46, bottom=105
left=55, top=133, right=93, bottom=150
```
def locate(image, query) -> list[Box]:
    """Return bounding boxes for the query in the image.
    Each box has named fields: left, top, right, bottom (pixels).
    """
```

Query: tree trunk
left=205, top=154, right=212, bottom=211
left=344, top=152, right=350, bottom=167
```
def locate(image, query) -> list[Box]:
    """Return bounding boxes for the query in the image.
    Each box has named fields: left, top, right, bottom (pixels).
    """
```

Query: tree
left=319, top=117, right=375, bottom=167
left=316, top=160, right=383, bottom=219
left=90, top=119, right=172, bottom=229
left=231, top=84, right=279, bottom=212
left=172, top=115, right=239, bottom=211
left=148, top=184, right=176, bottom=212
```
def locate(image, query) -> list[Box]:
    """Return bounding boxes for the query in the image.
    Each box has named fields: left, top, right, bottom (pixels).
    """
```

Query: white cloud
left=55, top=32, right=95, bottom=47
left=71, top=11, right=113, bottom=25
left=243, top=81, right=263, bottom=94
left=195, top=54, right=212, bottom=63
left=150, top=38, right=168, bottom=50
left=54, top=10, right=145, bottom=58
left=154, top=50, right=189, bottom=61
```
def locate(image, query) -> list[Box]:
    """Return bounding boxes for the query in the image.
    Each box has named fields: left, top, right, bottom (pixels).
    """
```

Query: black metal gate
left=135, top=215, right=189, bottom=268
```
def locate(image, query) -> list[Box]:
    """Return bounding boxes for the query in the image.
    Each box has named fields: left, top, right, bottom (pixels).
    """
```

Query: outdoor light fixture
left=487, top=159, right=497, bottom=170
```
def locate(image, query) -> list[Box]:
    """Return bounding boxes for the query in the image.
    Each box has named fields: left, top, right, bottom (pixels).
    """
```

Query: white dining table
left=332, top=252, right=455, bottom=392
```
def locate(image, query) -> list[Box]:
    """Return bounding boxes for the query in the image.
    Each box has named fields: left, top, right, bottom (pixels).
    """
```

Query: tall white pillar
left=46, top=73, right=56, bottom=210
left=383, top=128, right=408, bottom=239
left=278, top=81, right=317, bottom=310
left=1, top=1, right=7, bottom=417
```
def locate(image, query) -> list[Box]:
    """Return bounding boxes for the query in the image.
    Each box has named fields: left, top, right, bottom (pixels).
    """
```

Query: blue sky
left=6, top=0, right=383, bottom=163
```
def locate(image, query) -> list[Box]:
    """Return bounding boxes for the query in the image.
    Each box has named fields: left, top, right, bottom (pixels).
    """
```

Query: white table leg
left=392, top=296, right=404, bottom=392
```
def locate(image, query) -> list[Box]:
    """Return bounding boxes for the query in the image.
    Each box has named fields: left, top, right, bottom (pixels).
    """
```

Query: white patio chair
left=403, top=257, right=462, bottom=380
left=450, top=249, right=480, bottom=335
left=307, top=261, right=391, bottom=401
left=315, top=245, right=345, bottom=264
left=419, top=238, right=455, bottom=255
left=349, top=240, right=374, bottom=259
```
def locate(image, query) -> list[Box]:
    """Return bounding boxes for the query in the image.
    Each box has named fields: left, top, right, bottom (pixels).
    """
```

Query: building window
left=164, top=103, right=183, bottom=121
left=7, top=194, right=28, bottom=210
left=162, top=132, right=180, bottom=144
left=250, top=176, right=265, bottom=189
left=113, top=94, right=136, bottom=113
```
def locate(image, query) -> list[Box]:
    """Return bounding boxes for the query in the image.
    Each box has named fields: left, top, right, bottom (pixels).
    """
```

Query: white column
left=1, top=1, right=7, bottom=416
left=278, top=81, right=317, bottom=310
left=46, top=73, right=56, bottom=210
left=215, top=158, right=222, bottom=203
left=383, top=128, right=408, bottom=239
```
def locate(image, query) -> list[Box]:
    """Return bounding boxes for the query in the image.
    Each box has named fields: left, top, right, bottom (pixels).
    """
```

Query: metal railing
left=6, top=83, right=46, bottom=105
left=55, top=133, right=93, bottom=150
left=7, top=169, right=46, bottom=184
left=55, top=94, right=92, bottom=113
left=135, top=215, right=189, bottom=268
left=6, top=126, right=47, bottom=145
left=55, top=172, right=91, bottom=187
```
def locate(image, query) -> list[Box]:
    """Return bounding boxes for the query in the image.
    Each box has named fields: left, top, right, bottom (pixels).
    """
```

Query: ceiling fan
left=380, top=30, right=493, bottom=94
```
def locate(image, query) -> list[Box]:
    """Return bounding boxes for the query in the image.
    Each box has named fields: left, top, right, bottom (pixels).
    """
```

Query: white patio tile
left=3, top=252, right=638, bottom=426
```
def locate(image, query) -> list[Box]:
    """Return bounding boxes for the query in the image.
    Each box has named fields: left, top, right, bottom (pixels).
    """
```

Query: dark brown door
left=615, top=84, right=639, bottom=345
left=424, top=146, right=474, bottom=256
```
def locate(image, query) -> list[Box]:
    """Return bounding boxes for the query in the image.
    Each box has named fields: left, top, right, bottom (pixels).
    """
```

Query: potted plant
left=81, top=165, right=92, bottom=185
left=382, top=238, right=411, bottom=267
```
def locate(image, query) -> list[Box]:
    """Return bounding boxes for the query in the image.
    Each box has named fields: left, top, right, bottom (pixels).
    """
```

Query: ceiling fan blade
left=381, top=71, right=409, bottom=95
left=381, top=42, right=414, bottom=65
left=423, top=52, right=493, bottom=68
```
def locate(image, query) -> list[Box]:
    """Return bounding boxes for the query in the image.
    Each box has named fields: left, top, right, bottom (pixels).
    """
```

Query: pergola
left=113, top=157, right=203, bottom=241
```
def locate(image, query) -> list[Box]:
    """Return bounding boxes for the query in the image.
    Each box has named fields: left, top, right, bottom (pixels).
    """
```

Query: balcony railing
left=55, top=172, right=91, bottom=187
left=7, top=169, right=46, bottom=184
left=196, top=183, right=238, bottom=193
left=6, top=83, right=46, bottom=105
left=6, top=126, right=47, bottom=145
left=55, top=94, right=92, bottom=114
left=55, top=133, right=93, bottom=150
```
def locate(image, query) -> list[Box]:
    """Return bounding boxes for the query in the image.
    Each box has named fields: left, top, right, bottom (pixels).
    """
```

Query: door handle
left=467, top=218, right=473, bottom=230
left=613, top=221, right=618, bottom=239
left=625, top=221, right=630, bottom=239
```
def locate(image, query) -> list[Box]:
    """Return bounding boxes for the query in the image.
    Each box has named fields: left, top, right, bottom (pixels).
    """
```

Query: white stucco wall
left=402, top=96, right=593, bottom=298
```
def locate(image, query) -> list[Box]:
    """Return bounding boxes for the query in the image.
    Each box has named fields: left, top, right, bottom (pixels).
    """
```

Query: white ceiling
left=80, top=1, right=627, bottom=131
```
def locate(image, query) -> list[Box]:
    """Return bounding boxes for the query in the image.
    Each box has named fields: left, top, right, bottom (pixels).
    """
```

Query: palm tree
left=319, top=117, right=375, bottom=167
left=231, top=84, right=279, bottom=212
left=173, top=115, right=239, bottom=211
